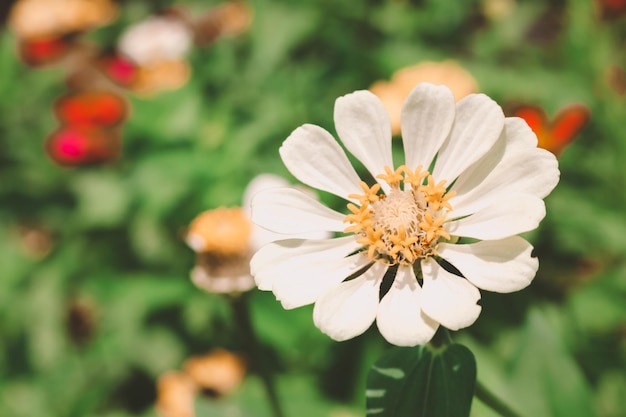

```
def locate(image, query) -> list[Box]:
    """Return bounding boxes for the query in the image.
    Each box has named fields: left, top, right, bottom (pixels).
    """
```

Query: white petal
left=251, top=236, right=360, bottom=290
left=376, top=265, right=439, bottom=346
left=249, top=224, right=329, bottom=252
left=242, top=174, right=332, bottom=249
left=279, top=124, right=363, bottom=200
left=432, top=93, right=505, bottom=182
left=450, top=118, right=559, bottom=216
left=444, top=121, right=508, bottom=202
left=274, top=253, right=371, bottom=309
left=401, top=83, right=456, bottom=172
left=452, top=118, right=537, bottom=191
left=334, top=90, right=394, bottom=190
left=242, top=174, right=290, bottom=218
left=251, top=187, right=346, bottom=234
left=438, top=237, right=538, bottom=293
left=250, top=236, right=367, bottom=308
left=446, top=195, right=545, bottom=240
left=420, top=258, right=481, bottom=331
left=313, top=262, right=388, bottom=341
left=507, top=116, right=538, bottom=147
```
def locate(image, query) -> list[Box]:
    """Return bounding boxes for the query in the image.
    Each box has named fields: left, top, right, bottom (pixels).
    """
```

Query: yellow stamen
left=419, top=175, right=455, bottom=211
left=343, top=204, right=372, bottom=234
left=403, top=165, right=428, bottom=188
left=343, top=165, right=454, bottom=266
left=389, top=227, right=420, bottom=263
left=357, top=227, right=386, bottom=260
left=376, top=166, right=405, bottom=187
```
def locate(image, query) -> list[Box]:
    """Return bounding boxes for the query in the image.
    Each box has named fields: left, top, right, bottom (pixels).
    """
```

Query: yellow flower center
left=187, top=207, right=251, bottom=255
left=343, top=165, right=455, bottom=265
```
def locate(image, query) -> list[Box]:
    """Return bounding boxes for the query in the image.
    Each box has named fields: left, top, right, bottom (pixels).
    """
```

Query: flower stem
left=429, top=326, right=454, bottom=348
left=474, top=379, right=523, bottom=417
left=230, top=294, right=286, bottom=417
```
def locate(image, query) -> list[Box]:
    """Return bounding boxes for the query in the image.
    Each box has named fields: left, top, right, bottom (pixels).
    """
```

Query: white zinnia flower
left=250, top=82, right=559, bottom=346
left=118, top=15, right=193, bottom=66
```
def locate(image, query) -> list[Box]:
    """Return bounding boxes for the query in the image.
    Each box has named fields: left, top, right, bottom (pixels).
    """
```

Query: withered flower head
left=156, top=371, right=197, bottom=417
left=187, top=208, right=252, bottom=256
left=186, top=207, right=254, bottom=294
left=183, top=349, right=247, bottom=397
left=65, top=296, right=97, bottom=346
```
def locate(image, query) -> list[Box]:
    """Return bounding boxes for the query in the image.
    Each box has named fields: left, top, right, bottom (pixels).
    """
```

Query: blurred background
left=0, top=0, right=625, bottom=416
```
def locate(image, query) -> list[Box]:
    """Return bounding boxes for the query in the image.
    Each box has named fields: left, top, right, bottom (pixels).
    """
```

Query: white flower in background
left=118, top=15, right=193, bottom=66
left=186, top=174, right=326, bottom=294
left=250, top=82, right=559, bottom=346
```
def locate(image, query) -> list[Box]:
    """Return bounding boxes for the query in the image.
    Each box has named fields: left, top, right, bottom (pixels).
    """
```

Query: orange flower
left=512, top=104, right=590, bottom=157
left=156, top=372, right=197, bottom=417
left=187, top=208, right=252, bottom=256
left=183, top=349, right=247, bottom=397
left=193, top=1, right=253, bottom=46
left=9, top=0, right=117, bottom=39
left=595, top=0, right=626, bottom=19
left=131, top=60, right=191, bottom=96
left=370, top=61, right=478, bottom=135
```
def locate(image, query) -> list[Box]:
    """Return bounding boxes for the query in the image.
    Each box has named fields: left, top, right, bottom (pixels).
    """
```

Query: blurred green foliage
left=1, top=0, right=625, bottom=416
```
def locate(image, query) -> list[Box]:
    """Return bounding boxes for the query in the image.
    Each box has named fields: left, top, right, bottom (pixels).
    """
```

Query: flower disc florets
left=344, top=165, right=453, bottom=265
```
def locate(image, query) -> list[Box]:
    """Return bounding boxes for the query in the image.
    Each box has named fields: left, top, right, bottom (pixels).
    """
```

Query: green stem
left=429, top=327, right=454, bottom=348
left=474, top=379, right=523, bottom=417
left=230, top=294, right=286, bottom=417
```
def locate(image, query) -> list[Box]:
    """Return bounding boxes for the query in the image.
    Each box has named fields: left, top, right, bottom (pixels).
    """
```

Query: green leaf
left=568, top=270, right=626, bottom=333
left=508, top=307, right=595, bottom=417
left=70, top=171, right=132, bottom=228
left=366, top=343, right=476, bottom=417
